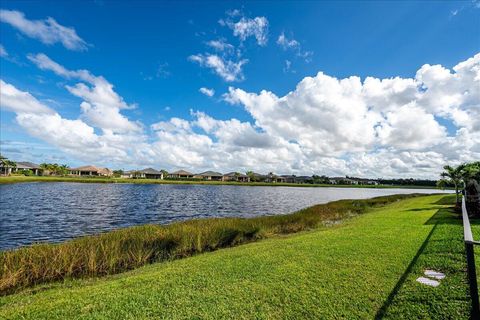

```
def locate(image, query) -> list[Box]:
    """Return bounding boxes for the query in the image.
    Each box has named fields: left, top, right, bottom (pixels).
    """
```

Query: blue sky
left=0, top=1, right=479, bottom=178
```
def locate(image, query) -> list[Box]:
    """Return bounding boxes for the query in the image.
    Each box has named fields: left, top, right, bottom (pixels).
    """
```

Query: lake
left=0, top=182, right=448, bottom=250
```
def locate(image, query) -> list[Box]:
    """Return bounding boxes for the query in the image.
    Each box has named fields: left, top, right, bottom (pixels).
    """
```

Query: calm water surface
left=0, top=183, right=448, bottom=250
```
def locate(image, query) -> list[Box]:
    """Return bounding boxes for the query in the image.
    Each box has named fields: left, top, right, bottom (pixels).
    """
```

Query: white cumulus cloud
left=0, top=80, right=55, bottom=115
left=0, top=80, right=136, bottom=162
left=2, top=53, right=479, bottom=178
left=28, top=53, right=141, bottom=133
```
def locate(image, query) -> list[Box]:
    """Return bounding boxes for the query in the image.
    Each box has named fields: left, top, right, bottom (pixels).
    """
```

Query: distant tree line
left=376, top=178, right=439, bottom=187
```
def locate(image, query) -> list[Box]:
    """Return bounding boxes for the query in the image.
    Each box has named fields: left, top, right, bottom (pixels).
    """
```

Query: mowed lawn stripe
left=0, top=195, right=468, bottom=319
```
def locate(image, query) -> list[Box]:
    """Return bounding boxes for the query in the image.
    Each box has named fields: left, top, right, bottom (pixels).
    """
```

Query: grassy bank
left=0, top=194, right=471, bottom=319
left=0, top=175, right=442, bottom=189
left=0, top=194, right=425, bottom=295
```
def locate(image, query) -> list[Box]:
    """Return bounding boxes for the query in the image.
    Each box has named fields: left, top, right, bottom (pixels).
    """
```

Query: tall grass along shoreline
left=1, top=193, right=430, bottom=295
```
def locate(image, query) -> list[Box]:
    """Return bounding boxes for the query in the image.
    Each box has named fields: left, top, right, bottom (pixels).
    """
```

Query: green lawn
left=0, top=195, right=471, bottom=319
left=470, top=214, right=480, bottom=290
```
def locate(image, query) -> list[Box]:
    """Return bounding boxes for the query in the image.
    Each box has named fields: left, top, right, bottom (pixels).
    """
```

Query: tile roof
left=198, top=171, right=223, bottom=177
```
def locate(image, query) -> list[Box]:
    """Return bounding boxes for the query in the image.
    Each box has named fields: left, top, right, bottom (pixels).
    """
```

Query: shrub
left=21, top=169, right=34, bottom=176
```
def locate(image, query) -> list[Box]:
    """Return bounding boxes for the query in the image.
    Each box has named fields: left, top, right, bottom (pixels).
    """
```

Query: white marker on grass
left=416, top=277, right=440, bottom=287
left=424, top=270, right=445, bottom=280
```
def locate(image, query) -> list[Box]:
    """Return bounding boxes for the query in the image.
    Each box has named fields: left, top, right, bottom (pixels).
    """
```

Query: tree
left=113, top=169, right=124, bottom=177
left=461, top=161, right=480, bottom=216
left=440, top=164, right=466, bottom=208
left=312, top=175, right=329, bottom=184
left=246, top=171, right=255, bottom=182
left=462, top=162, right=480, bottom=181
left=40, top=163, right=69, bottom=176
left=40, top=163, right=53, bottom=175
left=58, top=164, right=69, bottom=176
left=0, top=155, right=17, bottom=176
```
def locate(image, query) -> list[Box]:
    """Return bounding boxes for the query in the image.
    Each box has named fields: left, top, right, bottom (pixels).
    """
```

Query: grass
left=0, top=175, right=442, bottom=189
left=0, top=194, right=471, bottom=319
left=376, top=196, right=473, bottom=319
left=470, top=210, right=480, bottom=289
left=0, top=193, right=423, bottom=294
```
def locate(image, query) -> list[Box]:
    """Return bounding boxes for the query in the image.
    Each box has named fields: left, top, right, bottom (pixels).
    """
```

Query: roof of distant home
left=70, top=166, right=112, bottom=175
left=138, top=168, right=162, bottom=174
left=70, top=165, right=103, bottom=172
left=252, top=172, right=266, bottom=177
left=170, top=170, right=194, bottom=175
left=198, top=171, right=223, bottom=177
left=16, top=162, right=41, bottom=169
left=224, top=172, right=248, bottom=177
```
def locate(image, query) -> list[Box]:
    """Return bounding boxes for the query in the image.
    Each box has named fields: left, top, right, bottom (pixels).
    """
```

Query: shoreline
left=0, top=193, right=441, bottom=294
left=0, top=175, right=444, bottom=189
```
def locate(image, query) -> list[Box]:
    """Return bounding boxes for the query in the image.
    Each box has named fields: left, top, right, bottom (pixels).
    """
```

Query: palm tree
left=0, top=155, right=17, bottom=176
left=160, top=170, right=168, bottom=178
left=246, top=170, right=255, bottom=182
left=58, top=164, right=69, bottom=176
left=436, top=179, right=448, bottom=190
left=440, top=164, right=466, bottom=208
left=40, top=163, right=52, bottom=175
left=461, top=162, right=480, bottom=181
left=113, top=169, right=124, bottom=177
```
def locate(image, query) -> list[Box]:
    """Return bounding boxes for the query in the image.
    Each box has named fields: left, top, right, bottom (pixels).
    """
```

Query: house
left=121, top=171, right=133, bottom=178
left=197, top=171, right=223, bottom=181
left=0, top=166, right=8, bottom=176
left=168, top=170, right=194, bottom=179
left=223, top=172, right=250, bottom=182
left=354, top=178, right=379, bottom=185
left=69, top=165, right=113, bottom=177
left=265, top=173, right=287, bottom=183
left=133, top=168, right=163, bottom=179
left=13, top=162, right=43, bottom=175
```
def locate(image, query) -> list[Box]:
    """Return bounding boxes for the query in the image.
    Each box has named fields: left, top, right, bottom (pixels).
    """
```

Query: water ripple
left=0, top=183, right=447, bottom=250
